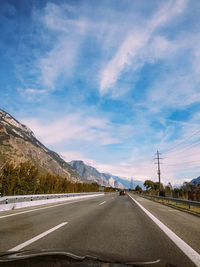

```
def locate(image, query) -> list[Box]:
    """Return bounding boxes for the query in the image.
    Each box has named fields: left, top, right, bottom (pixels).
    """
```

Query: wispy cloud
left=25, top=88, right=47, bottom=94
left=2, top=0, right=200, bottom=185
left=21, top=113, right=131, bottom=146
left=99, top=0, right=186, bottom=95
left=38, top=38, right=79, bottom=89
left=33, top=2, right=88, bottom=90
left=143, top=34, right=200, bottom=113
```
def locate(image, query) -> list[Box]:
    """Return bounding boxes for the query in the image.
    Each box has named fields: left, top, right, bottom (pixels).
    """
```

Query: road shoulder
left=130, top=193, right=200, bottom=255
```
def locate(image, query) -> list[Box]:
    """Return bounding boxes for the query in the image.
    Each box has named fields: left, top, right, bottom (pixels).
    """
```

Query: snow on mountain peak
left=0, top=109, right=35, bottom=137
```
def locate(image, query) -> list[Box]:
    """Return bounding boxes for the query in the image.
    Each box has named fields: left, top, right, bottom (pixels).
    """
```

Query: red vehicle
left=119, top=190, right=126, bottom=195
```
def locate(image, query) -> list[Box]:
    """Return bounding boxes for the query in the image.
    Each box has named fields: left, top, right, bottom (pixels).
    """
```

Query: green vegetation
left=133, top=179, right=200, bottom=214
left=135, top=185, right=142, bottom=192
left=0, top=162, right=100, bottom=196
left=143, top=179, right=200, bottom=201
left=103, top=186, right=117, bottom=193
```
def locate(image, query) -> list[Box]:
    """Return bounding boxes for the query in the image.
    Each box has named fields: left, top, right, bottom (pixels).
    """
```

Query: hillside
left=190, top=176, right=200, bottom=185
left=0, top=109, right=145, bottom=188
left=0, top=109, right=82, bottom=181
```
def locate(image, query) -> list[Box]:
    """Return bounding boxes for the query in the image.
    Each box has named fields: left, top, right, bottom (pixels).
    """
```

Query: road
left=0, top=193, right=199, bottom=266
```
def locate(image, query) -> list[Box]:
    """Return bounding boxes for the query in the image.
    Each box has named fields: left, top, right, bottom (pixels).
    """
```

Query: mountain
left=69, top=160, right=144, bottom=189
left=0, top=109, right=145, bottom=188
left=190, top=176, right=200, bottom=185
left=112, top=175, right=145, bottom=190
left=0, top=109, right=82, bottom=181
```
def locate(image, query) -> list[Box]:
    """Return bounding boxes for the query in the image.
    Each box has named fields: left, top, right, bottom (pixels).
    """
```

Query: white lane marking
left=128, top=194, right=200, bottom=267
left=99, top=201, right=106, bottom=205
left=0, top=196, right=104, bottom=220
left=8, top=222, right=68, bottom=252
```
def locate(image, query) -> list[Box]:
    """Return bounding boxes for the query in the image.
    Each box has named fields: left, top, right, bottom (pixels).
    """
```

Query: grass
left=144, top=195, right=200, bottom=214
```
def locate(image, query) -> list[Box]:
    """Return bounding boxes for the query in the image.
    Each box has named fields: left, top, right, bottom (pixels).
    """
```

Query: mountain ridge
left=0, top=109, right=82, bottom=181
left=69, top=160, right=145, bottom=189
left=0, top=109, right=145, bottom=189
left=190, top=176, right=200, bottom=185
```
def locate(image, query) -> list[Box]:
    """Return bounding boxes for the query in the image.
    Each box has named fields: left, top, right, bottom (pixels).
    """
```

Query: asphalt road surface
left=0, top=193, right=199, bottom=266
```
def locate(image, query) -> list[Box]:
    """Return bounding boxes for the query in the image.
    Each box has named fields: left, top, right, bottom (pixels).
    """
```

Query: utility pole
left=155, top=150, right=162, bottom=195
left=130, top=178, right=133, bottom=190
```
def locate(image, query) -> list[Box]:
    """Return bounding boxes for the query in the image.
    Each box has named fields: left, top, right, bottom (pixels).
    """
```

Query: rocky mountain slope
left=190, top=176, right=200, bottom=185
left=0, top=109, right=82, bottom=181
left=69, top=160, right=144, bottom=189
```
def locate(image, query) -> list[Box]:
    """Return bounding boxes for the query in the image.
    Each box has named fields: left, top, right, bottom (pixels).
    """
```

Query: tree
left=18, top=162, right=39, bottom=194
left=144, top=180, right=155, bottom=190
left=0, top=162, right=17, bottom=196
left=165, top=182, right=172, bottom=197
left=0, top=161, right=105, bottom=196
left=135, top=185, right=142, bottom=192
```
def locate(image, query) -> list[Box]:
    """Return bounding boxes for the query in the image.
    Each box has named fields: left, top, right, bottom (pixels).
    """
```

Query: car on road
left=119, top=190, right=126, bottom=196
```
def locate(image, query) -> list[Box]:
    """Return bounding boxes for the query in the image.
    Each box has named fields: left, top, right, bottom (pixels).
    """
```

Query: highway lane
left=0, top=193, right=197, bottom=266
left=0, top=194, right=109, bottom=251
left=132, top=193, right=200, bottom=255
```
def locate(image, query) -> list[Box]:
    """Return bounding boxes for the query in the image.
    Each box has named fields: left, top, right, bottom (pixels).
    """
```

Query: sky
left=1, top=0, right=200, bottom=185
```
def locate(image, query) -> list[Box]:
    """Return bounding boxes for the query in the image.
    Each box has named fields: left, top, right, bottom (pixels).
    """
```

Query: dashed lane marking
left=8, top=222, right=68, bottom=252
left=99, top=201, right=106, bottom=206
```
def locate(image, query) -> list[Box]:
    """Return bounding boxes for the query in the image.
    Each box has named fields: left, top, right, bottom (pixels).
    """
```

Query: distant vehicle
left=119, top=190, right=126, bottom=195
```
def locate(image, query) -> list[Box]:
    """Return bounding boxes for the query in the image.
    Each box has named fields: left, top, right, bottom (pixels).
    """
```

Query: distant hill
left=190, top=176, right=200, bottom=185
left=0, top=109, right=82, bottom=181
left=69, top=160, right=144, bottom=189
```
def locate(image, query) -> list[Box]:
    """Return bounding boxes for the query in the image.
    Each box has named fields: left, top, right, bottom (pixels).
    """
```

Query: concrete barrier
left=0, top=193, right=104, bottom=211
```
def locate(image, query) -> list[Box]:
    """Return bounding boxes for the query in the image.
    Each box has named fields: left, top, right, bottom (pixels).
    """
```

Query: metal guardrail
left=143, top=194, right=200, bottom=209
left=0, top=192, right=103, bottom=205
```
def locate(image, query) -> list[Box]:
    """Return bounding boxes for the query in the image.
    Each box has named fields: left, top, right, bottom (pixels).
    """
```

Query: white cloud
left=59, top=151, right=86, bottom=162
left=21, top=113, right=130, bottom=146
left=144, top=53, right=200, bottom=113
left=14, top=0, right=200, bottom=186
left=146, top=35, right=177, bottom=61
left=20, top=108, right=200, bottom=185
left=60, top=146, right=199, bottom=185
left=99, top=0, right=186, bottom=95
left=39, top=39, right=78, bottom=89
left=149, top=0, right=186, bottom=30
left=35, top=2, right=87, bottom=90
left=100, top=30, right=149, bottom=94
left=43, top=3, right=87, bottom=34
left=25, top=88, right=47, bottom=94
left=17, top=88, right=48, bottom=102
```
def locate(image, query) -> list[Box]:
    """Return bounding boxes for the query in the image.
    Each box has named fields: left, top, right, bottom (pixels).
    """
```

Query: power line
left=164, top=139, right=200, bottom=157
left=163, top=165, right=200, bottom=173
left=164, top=161, right=200, bottom=166
left=163, top=129, right=200, bottom=155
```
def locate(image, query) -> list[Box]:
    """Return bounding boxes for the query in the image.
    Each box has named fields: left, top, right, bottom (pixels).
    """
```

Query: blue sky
left=1, top=0, right=200, bottom=185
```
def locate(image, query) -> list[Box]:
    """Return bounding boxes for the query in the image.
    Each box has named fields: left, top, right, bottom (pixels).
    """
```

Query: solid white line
left=8, top=222, right=68, bottom=252
left=128, top=194, right=200, bottom=267
left=0, top=196, right=103, bottom=220
left=99, top=201, right=106, bottom=205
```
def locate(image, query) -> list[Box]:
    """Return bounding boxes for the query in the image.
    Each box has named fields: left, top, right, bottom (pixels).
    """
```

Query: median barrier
left=0, top=192, right=104, bottom=211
